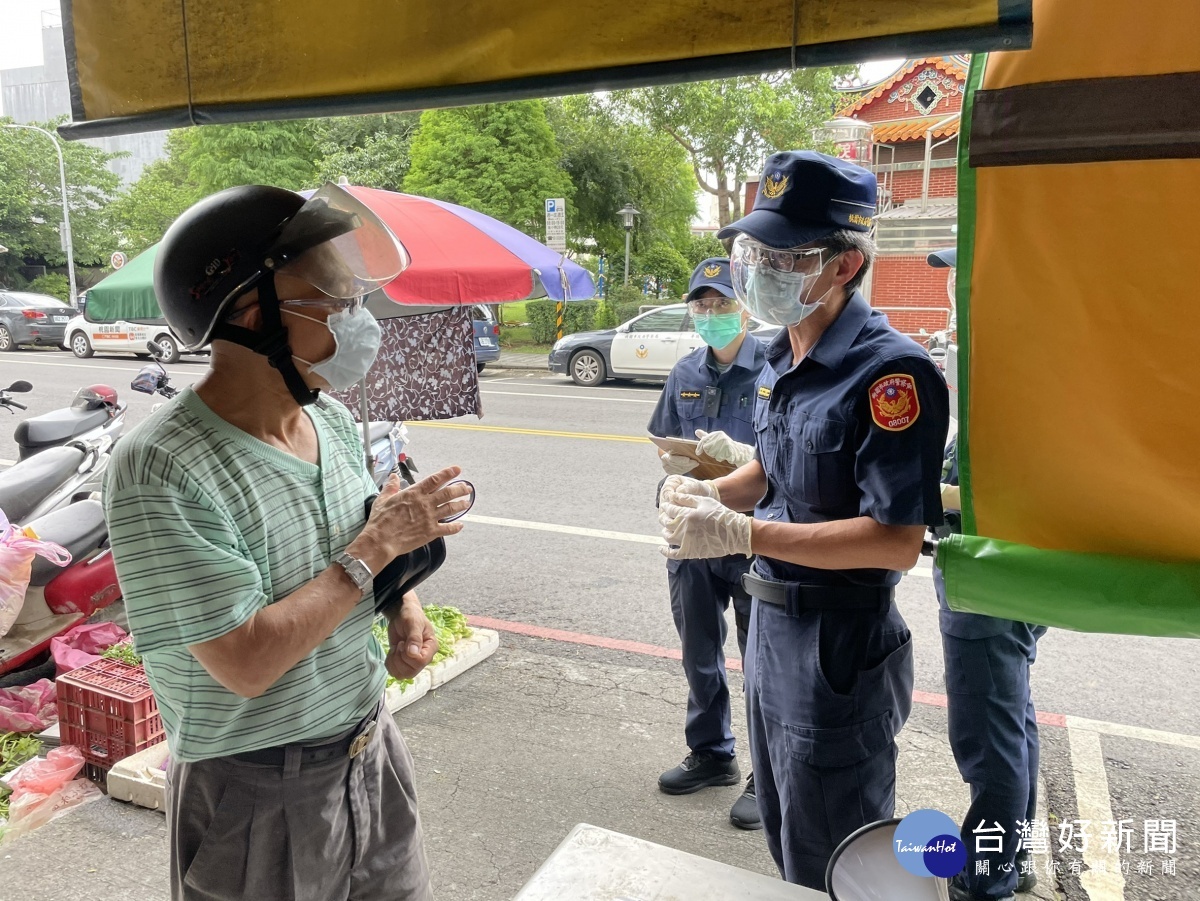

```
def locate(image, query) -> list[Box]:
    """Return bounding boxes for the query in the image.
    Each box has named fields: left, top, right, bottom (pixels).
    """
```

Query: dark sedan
left=0, top=291, right=74, bottom=351
left=548, top=303, right=780, bottom=386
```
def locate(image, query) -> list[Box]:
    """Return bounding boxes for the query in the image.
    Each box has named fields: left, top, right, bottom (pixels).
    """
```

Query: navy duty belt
left=742, top=572, right=893, bottom=615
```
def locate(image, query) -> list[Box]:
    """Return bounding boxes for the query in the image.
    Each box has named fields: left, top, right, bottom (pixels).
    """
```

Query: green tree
left=404, top=101, right=573, bottom=237
left=314, top=113, right=420, bottom=191
left=616, top=70, right=849, bottom=227
left=636, top=242, right=691, bottom=299
left=0, top=117, right=122, bottom=286
left=683, top=233, right=728, bottom=269
left=179, top=121, right=318, bottom=195
left=548, top=96, right=696, bottom=256
left=107, top=131, right=203, bottom=256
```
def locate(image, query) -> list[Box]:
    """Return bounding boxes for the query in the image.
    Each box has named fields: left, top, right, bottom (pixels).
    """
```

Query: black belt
left=742, top=573, right=893, bottom=615
left=230, top=709, right=380, bottom=768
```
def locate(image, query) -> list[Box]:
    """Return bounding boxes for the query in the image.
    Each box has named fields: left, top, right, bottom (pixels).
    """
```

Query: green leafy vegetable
left=0, top=733, right=43, bottom=823
left=371, top=605, right=473, bottom=687
left=101, top=641, right=142, bottom=666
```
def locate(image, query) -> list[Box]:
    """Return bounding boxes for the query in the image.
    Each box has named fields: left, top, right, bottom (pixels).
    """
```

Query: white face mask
left=286, top=306, right=382, bottom=390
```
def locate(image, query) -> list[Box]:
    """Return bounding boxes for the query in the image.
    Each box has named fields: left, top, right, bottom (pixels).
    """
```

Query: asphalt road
left=1, top=348, right=1196, bottom=899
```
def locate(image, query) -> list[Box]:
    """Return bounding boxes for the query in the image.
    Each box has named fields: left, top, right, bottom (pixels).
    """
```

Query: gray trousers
left=166, top=703, right=432, bottom=901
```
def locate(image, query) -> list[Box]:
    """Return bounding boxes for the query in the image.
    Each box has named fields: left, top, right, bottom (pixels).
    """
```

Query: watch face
left=339, top=554, right=371, bottom=591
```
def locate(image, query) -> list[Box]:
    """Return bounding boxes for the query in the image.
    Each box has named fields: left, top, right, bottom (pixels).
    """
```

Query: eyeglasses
left=687, top=297, right=742, bottom=315
left=281, top=297, right=366, bottom=315
left=738, top=244, right=827, bottom=274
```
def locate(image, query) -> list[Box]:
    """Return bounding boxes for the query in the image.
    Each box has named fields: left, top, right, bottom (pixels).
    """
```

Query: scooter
left=9, top=381, right=126, bottom=461
left=0, top=499, right=118, bottom=676
left=0, top=382, right=119, bottom=525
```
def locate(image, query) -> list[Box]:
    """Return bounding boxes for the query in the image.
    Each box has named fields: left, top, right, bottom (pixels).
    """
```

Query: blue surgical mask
left=287, top=306, right=382, bottom=390
left=694, top=312, right=744, bottom=349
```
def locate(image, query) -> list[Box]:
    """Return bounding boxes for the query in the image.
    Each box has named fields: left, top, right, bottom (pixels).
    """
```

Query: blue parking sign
left=546, top=199, right=557, bottom=213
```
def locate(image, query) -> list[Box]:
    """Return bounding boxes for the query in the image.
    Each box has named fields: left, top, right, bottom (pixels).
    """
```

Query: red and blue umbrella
left=342, top=186, right=595, bottom=306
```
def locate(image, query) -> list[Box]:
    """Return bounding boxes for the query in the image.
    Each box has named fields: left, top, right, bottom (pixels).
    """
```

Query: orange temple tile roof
left=869, top=115, right=961, bottom=143
left=840, top=57, right=969, bottom=116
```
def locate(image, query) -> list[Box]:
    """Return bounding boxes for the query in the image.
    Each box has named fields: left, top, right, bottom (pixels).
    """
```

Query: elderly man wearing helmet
left=658, top=151, right=950, bottom=890
left=103, top=184, right=472, bottom=901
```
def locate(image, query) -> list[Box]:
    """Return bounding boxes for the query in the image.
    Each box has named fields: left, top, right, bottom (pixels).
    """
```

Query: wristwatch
left=334, top=552, right=373, bottom=595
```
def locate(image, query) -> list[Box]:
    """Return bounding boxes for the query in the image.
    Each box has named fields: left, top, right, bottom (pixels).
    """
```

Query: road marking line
left=1068, top=727, right=1127, bottom=899
left=3, top=357, right=203, bottom=377
left=460, top=511, right=936, bottom=578
left=0, top=459, right=14, bottom=467
left=407, top=421, right=648, bottom=443
left=482, top=389, right=657, bottom=405
left=464, top=513, right=663, bottom=544
left=1065, top=714, right=1200, bottom=752
left=466, top=614, right=1200, bottom=754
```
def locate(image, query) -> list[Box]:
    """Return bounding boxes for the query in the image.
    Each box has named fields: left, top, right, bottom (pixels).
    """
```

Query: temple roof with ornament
left=838, top=56, right=968, bottom=137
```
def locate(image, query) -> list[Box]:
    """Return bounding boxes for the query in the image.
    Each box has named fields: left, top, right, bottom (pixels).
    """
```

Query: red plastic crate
left=56, top=658, right=164, bottom=768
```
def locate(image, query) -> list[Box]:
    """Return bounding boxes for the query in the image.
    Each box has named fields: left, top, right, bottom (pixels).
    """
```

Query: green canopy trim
left=937, top=534, right=1200, bottom=639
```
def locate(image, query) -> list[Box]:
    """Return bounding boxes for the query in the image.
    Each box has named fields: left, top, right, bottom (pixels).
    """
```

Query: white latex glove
left=659, top=493, right=752, bottom=560
left=658, top=474, right=721, bottom=508
left=940, top=484, right=961, bottom=511
left=660, top=452, right=699, bottom=475
left=695, top=429, right=756, bottom=468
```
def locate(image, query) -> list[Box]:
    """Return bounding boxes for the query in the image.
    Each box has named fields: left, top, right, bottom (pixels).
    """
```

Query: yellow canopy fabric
left=59, top=0, right=1031, bottom=138
left=943, top=0, right=1200, bottom=636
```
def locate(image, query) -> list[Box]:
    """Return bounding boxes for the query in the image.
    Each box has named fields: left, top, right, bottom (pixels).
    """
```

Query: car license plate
left=479, top=337, right=494, bottom=347
left=53, top=316, right=69, bottom=323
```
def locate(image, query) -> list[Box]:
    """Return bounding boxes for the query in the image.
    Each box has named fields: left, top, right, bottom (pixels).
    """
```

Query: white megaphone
left=826, top=819, right=951, bottom=901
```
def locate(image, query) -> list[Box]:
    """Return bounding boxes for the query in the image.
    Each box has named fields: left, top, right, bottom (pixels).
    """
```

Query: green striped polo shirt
left=102, top=387, right=384, bottom=762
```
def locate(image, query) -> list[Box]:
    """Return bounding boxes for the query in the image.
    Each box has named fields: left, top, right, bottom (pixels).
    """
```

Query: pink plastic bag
left=1, top=745, right=101, bottom=841
left=1, top=744, right=84, bottom=795
left=50, top=621, right=129, bottom=676
left=0, top=509, right=71, bottom=636
left=0, top=679, right=57, bottom=733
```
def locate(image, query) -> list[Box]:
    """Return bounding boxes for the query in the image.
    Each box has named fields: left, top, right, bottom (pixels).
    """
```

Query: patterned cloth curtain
left=331, top=308, right=483, bottom=422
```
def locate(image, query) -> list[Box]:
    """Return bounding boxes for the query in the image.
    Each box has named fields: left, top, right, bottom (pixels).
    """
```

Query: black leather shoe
left=729, top=773, right=763, bottom=830
left=948, top=876, right=1014, bottom=901
left=1015, top=851, right=1039, bottom=893
left=658, top=752, right=740, bottom=795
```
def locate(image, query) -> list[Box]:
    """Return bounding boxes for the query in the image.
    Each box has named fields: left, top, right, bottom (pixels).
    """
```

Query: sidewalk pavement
left=496, top=350, right=550, bottom=371
left=0, top=634, right=1059, bottom=901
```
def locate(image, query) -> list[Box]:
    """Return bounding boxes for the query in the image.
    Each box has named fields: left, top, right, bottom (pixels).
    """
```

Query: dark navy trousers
left=745, top=597, right=914, bottom=890
left=937, top=568, right=1046, bottom=899
left=667, top=555, right=753, bottom=759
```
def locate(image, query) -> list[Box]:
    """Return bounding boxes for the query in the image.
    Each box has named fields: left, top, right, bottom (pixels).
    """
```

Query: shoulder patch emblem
left=757, top=385, right=772, bottom=399
left=869, top=374, right=920, bottom=431
left=680, top=390, right=701, bottom=400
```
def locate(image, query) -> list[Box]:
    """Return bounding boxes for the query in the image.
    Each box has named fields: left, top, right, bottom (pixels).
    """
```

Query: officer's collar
left=699, top=330, right=759, bottom=376
left=766, top=291, right=872, bottom=372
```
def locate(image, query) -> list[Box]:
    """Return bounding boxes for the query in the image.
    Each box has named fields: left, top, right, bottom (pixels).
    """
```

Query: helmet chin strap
left=210, top=273, right=321, bottom=407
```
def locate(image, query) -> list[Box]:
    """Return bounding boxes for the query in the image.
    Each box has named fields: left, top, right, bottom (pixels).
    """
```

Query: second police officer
left=658, top=151, right=950, bottom=889
left=648, top=258, right=765, bottom=830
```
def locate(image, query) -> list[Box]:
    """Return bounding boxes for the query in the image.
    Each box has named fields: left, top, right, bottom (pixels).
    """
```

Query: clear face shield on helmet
left=260, top=183, right=410, bottom=301
left=729, top=234, right=839, bottom=327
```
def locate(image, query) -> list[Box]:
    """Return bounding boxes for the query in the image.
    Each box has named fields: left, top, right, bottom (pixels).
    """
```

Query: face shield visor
left=261, top=183, right=409, bottom=300
left=730, top=234, right=836, bottom=327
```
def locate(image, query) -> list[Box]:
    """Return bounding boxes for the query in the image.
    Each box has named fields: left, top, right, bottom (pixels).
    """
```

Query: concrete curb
left=107, top=629, right=500, bottom=812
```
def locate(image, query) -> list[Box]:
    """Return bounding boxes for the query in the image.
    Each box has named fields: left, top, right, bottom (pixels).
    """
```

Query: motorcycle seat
left=26, top=500, right=108, bottom=586
left=15, top=406, right=110, bottom=453
left=367, top=421, right=393, bottom=444
left=0, top=446, right=86, bottom=524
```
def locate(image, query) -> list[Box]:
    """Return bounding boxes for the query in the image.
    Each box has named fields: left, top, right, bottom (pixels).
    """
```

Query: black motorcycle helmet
left=154, top=183, right=408, bottom=405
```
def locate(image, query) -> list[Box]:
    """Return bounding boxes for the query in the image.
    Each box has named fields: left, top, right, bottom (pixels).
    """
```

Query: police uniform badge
left=869, top=374, right=920, bottom=431
left=703, top=264, right=722, bottom=278
left=762, top=172, right=790, bottom=199
left=679, top=390, right=701, bottom=399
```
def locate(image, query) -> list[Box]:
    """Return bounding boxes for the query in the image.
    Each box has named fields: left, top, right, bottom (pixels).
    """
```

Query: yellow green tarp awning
left=58, top=1, right=1032, bottom=139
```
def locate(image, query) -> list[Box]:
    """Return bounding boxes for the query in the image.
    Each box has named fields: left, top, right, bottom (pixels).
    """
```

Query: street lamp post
left=617, top=203, right=640, bottom=285
left=3, top=123, right=78, bottom=306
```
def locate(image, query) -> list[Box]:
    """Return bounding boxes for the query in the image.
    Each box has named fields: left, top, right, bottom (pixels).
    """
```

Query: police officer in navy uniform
left=927, top=249, right=1047, bottom=901
left=649, top=258, right=766, bottom=830
left=658, top=151, right=949, bottom=889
